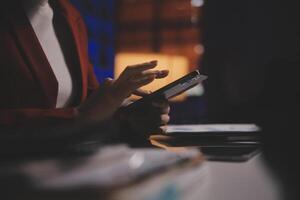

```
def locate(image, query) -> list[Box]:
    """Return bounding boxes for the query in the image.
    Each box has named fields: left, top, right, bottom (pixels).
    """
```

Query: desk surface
left=197, top=154, right=283, bottom=200
left=0, top=149, right=283, bottom=200
left=110, top=154, right=283, bottom=200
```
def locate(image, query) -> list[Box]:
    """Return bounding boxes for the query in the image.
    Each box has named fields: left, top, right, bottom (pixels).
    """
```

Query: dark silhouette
left=202, top=0, right=300, bottom=199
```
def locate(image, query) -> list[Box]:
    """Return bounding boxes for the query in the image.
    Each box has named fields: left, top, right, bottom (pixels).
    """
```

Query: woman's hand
left=117, top=93, right=171, bottom=139
left=109, top=60, right=169, bottom=99
left=77, top=60, right=169, bottom=124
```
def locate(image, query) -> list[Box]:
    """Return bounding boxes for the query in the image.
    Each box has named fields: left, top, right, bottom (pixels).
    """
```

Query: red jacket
left=0, top=0, right=99, bottom=128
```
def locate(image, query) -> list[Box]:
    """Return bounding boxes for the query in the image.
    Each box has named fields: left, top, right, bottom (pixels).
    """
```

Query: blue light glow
left=71, top=0, right=115, bottom=82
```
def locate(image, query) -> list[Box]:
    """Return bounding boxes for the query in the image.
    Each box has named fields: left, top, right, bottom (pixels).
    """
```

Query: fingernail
left=146, top=74, right=156, bottom=80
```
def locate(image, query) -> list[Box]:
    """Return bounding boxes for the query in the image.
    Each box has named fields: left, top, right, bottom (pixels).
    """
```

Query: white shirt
left=23, top=0, right=74, bottom=108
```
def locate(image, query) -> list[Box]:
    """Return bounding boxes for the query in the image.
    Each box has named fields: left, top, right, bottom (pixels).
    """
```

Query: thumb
left=104, top=78, right=115, bottom=87
left=132, top=88, right=152, bottom=97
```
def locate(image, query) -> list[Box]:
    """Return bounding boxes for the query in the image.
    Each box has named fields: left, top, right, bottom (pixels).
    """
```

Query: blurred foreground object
left=1, top=145, right=204, bottom=200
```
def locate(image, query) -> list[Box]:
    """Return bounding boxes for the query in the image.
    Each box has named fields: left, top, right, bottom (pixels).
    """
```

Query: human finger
left=152, top=99, right=169, bottom=108
left=160, top=126, right=167, bottom=134
left=117, top=74, right=155, bottom=97
left=158, top=105, right=170, bottom=114
left=121, top=61, right=158, bottom=79
left=113, top=74, right=155, bottom=99
left=132, top=74, right=157, bottom=89
left=155, top=70, right=169, bottom=79
left=153, top=126, right=168, bottom=134
left=132, top=88, right=152, bottom=97
left=116, top=61, right=157, bottom=84
left=130, top=70, right=160, bottom=82
left=104, top=77, right=114, bottom=87
left=147, top=113, right=170, bottom=127
left=160, top=114, right=170, bottom=125
left=127, top=60, right=157, bottom=69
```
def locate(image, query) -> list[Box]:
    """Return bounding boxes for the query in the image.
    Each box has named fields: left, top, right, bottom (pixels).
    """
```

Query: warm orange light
left=115, top=53, right=189, bottom=101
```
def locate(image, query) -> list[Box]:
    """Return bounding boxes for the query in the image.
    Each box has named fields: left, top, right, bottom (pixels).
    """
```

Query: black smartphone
left=125, top=70, right=207, bottom=110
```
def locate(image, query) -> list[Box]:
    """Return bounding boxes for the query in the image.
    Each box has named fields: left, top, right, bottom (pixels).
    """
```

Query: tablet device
left=125, top=70, right=207, bottom=110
